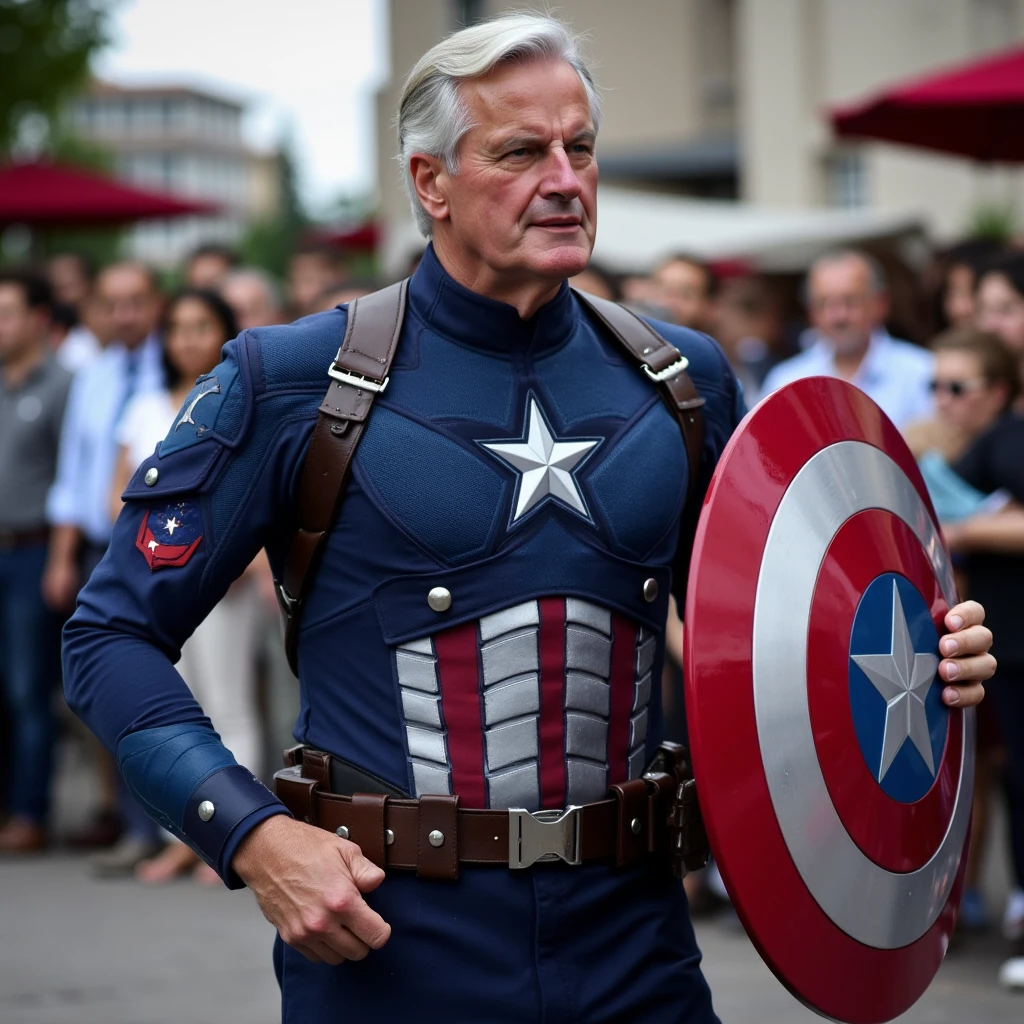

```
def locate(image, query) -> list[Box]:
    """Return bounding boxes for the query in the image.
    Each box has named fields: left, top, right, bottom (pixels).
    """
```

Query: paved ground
left=0, top=851, right=1020, bottom=1024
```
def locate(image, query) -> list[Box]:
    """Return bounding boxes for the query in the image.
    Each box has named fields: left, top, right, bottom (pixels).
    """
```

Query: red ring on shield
left=808, top=509, right=959, bottom=872
left=684, top=378, right=968, bottom=1024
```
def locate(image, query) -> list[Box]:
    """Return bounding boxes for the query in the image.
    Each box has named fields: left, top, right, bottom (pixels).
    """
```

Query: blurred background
left=2, top=2, right=1024, bottom=1022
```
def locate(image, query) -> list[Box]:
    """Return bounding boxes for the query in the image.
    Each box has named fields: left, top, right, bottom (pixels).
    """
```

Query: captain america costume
left=63, top=244, right=744, bottom=1022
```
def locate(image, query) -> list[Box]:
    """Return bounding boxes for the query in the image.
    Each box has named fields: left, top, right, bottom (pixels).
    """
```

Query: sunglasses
left=928, top=379, right=986, bottom=397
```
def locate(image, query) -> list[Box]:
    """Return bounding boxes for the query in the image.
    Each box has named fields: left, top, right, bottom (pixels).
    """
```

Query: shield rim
left=684, top=377, right=971, bottom=1024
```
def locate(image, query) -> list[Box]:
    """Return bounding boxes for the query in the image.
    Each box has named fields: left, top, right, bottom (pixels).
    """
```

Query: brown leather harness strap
left=277, top=279, right=408, bottom=672
left=278, top=281, right=708, bottom=674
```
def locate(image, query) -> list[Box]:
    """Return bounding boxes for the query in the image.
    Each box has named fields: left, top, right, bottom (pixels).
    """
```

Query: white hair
left=397, top=12, right=601, bottom=237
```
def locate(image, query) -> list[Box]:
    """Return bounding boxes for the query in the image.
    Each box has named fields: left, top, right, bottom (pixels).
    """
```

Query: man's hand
left=232, top=815, right=392, bottom=965
left=937, top=600, right=994, bottom=709
left=42, top=554, right=78, bottom=613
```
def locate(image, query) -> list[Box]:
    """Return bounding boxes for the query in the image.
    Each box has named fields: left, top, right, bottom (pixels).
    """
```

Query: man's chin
left=523, top=239, right=593, bottom=280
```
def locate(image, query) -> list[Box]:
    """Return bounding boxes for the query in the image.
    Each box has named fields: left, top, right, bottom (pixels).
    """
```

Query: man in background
left=185, top=243, right=239, bottom=292
left=0, top=270, right=72, bottom=853
left=651, top=253, right=717, bottom=331
left=286, top=244, right=344, bottom=319
left=47, top=251, right=101, bottom=372
left=762, top=249, right=934, bottom=429
left=221, top=268, right=284, bottom=331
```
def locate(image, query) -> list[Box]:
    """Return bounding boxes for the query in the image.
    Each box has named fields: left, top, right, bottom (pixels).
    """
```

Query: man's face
left=977, top=272, right=1024, bottom=356
left=653, top=259, right=711, bottom=329
left=48, top=255, right=91, bottom=309
left=429, top=57, right=597, bottom=291
left=807, top=258, right=884, bottom=357
left=288, top=254, right=337, bottom=317
left=0, top=284, right=46, bottom=363
left=222, top=277, right=280, bottom=331
left=95, top=266, right=161, bottom=348
left=187, top=253, right=233, bottom=291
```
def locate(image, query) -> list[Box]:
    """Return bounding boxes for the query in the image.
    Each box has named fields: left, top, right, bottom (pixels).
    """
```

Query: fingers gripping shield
left=684, top=378, right=973, bottom=1024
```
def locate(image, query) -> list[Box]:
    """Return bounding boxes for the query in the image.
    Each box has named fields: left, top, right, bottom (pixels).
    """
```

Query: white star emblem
left=147, top=539, right=160, bottom=552
left=851, top=580, right=941, bottom=783
left=165, top=517, right=181, bottom=536
left=482, top=396, right=600, bottom=526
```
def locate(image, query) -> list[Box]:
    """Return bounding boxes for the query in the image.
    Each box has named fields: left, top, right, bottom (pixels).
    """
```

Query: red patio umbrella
left=831, top=45, right=1024, bottom=162
left=0, top=160, right=219, bottom=227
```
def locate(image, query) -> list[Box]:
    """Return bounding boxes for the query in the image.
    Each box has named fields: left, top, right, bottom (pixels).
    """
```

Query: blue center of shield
left=848, top=573, right=948, bottom=804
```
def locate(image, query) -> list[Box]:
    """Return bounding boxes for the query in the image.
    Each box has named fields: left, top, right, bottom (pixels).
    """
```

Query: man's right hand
left=42, top=555, right=78, bottom=613
left=232, top=815, right=392, bottom=965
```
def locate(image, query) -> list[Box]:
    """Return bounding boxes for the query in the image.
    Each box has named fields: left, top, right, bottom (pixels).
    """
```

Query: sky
left=95, top=0, right=390, bottom=213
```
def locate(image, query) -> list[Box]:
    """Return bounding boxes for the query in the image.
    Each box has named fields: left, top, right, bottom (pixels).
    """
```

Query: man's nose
left=541, top=147, right=582, bottom=200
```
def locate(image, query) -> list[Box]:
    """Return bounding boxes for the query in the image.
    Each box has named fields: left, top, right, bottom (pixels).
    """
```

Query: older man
left=762, top=249, right=934, bottom=429
left=63, top=15, right=992, bottom=1023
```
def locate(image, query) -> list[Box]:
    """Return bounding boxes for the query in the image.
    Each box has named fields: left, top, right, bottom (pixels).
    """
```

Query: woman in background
left=110, top=289, right=264, bottom=883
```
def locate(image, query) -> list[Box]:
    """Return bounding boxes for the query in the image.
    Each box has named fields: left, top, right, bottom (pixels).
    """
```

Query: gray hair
left=807, top=249, right=888, bottom=298
left=397, top=12, right=601, bottom=237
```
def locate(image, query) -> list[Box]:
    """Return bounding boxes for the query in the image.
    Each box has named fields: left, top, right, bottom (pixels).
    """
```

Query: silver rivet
left=427, top=587, right=452, bottom=613
left=144, top=467, right=159, bottom=486
left=336, top=825, right=350, bottom=840
left=197, top=800, right=215, bottom=822
left=643, top=577, right=659, bottom=602
left=630, top=817, right=642, bottom=835
left=642, top=346, right=654, bottom=355
left=385, top=829, right=394, bottom=846
left=428, top=829, right=444, bottom=847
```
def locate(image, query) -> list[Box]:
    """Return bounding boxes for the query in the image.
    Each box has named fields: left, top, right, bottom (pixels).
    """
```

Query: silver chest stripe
left=627, top=629, right=655, bottom=780
left=565, top=598, right=612, bottom=636
left=567, top=760, right=608, bottom=804
left=483, top=673, right=541, bottom=727
left=632, top=672, right=652, bottom=713
left=566, top=672, right=611, bottom=717
left=630, top=708, right=649, bottom=749
left=636, top=635, right=656, bottom=679
left=565, top=626, right=612, bottom=678
left=485, top=716, right=539, bottom=772
left=396, top=638, right=451, bottom=796
left=394, top=650, right=439, bottom=693
left=488, top=762, right=540, bottom=809
left=479, top=601, right=539, bottom=643
left=566, top=712, right=609, bottom=762
left=753, top=440, right=970, bottom=950
left=481, top=629, right=540, bottom=687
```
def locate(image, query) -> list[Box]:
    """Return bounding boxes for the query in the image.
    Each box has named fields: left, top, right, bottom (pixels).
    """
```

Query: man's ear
left=409, top=154, right=449, bottom=224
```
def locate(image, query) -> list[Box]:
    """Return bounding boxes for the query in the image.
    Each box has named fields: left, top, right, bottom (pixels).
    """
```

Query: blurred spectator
left=184, top=243, right=239, bottom=292
left=316, top=277, right=380, bottom=312
left=976, top=254, right=1024, bottom=397
left=287, top=244, right=344, bottom=319
left=946, top=387, right=1024, bottom=989
left=937, top=239, right=1007, bottom=330
left=47, top=252, right=101, bottom=372
left=43, top=263, right=164, bottom=873
left=0, top=270, right=71, bottom=854
left=651, top=253, right=717, bottom=331
left=762, top=250, right=934, bottom=429
left=712, top=276, right=781, bottom=405
left=106, top=289, right=263, bottom=883
left=221, top=268, right=284, bottom=330
left=569, top=261, right=621, bottom=301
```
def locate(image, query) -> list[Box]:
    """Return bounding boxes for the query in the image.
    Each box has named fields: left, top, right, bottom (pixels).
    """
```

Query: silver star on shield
left=851, top=580, right=940, bottom=783
left=482, top=396, right=600, bottom=526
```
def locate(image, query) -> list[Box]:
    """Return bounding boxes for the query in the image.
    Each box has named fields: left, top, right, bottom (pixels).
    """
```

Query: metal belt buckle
left=508, top=805, right=583, bottom=869
left=642, top=355, right=689, bottom=383
left=327, top=360, right=389, bottom=393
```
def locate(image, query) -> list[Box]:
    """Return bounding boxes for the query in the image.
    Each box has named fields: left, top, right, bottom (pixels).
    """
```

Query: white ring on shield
left=752, top=440, right=974, bottom=950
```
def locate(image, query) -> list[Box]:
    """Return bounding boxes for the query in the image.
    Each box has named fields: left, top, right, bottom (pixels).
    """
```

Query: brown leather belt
left=274, top=744, right=709, bottom=881
left=0, top=526, right=50, bottom=551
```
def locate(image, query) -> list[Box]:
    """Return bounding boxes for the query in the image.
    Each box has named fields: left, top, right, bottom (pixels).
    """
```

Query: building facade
left=69, top=81, right=280, bottom=267
left=376, top=0, right=1024, bottom=270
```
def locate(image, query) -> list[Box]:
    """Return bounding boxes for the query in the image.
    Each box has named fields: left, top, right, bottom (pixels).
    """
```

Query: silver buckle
left=642, top=355, right=689, bottom=383
left=327, top=363, right=389, bottom=393
left=508, top=806, right=582, bottom=869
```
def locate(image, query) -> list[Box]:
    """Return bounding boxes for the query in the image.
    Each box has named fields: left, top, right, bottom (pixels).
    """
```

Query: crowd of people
left=0, top=233, right=1022, bottom=976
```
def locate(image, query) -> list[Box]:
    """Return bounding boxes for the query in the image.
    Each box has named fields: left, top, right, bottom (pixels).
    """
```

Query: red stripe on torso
left=608, top=614, right=639, bottom=785
left=434, top=621, right=487, bottom=808
left=538, top=597, right=567, bottom=809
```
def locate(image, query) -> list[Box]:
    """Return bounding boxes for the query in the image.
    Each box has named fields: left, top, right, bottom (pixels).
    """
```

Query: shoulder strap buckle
left=327, top=363, right=389, bottom=394
left=642, top=356, right=689, bottom=384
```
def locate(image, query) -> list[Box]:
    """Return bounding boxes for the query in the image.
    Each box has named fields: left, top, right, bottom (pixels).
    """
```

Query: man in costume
left=63, top=14, right=993, bottom=1022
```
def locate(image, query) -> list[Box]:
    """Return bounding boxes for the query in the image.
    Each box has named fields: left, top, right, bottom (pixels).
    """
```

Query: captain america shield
left=684, top=377, right=973, bottom=1024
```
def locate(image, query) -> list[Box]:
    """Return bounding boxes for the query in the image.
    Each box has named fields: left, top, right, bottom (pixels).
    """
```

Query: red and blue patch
left=135, top=501, right=204, bottom=571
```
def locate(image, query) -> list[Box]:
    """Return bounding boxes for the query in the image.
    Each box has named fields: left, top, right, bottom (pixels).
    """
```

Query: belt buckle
left=508, top=805, right=582, bottom=869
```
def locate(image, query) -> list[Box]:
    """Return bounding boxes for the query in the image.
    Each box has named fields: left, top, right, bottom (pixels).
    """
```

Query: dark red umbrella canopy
left=831, top=45, right=1024, bottom=162
left=0, top=161, right=219, bottom=226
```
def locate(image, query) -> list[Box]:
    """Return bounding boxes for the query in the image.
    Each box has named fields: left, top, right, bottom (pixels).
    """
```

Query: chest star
left=481, top=395, right=600, bottom=527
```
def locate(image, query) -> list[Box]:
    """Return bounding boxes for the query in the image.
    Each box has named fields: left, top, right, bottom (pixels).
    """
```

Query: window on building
left=827, top=150, right=868, bottom=209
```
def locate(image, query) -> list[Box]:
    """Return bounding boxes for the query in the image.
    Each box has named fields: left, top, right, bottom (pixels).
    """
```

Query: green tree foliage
left=0, top=0, right=111, bottom=156
left=240, top=141, right=308, bottom=279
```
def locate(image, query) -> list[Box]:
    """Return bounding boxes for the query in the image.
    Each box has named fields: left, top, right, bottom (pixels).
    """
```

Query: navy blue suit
left=64, top=246, right=744, bottom=1022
